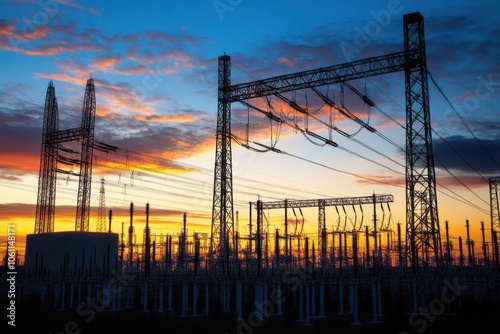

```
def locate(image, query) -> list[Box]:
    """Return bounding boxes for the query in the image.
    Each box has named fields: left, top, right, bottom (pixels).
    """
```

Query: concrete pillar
left=143, top=281, right=148, bottom=312
left=41, top=284, right=47, bottom=306
left=205, top=280, right=209, bottom=316
left=311, top=281, right=316, bottom=317
left=371, top=280, right=379, bottom=323
left=276, top=281, right=283, bottom=316
left=412, top=278, right=417, bottom=313
left=60, top=282, right=66, bottom=311
left=263, top=281, right=268, bottom=317
left=255, top=282, right=264, bottom=323
left=319, top=280, right=325, bottom=317
left=236, top=280, right=242, bottom=320
left=168, top=281, right=173, bottom=311
left=193, top=281, right=197, bottom=316
left=158, top=285, right=164, bottom=312
left=351, top=282, right=361, bottom=326
left=305, top=282, right=311, bottom=326
left=181, top=281, right=188, bottom=316
left=339, top=279, right=344, bottom=314
left=299, top=283, right=304, bottom=321
left=69, top=283, right=74, bottom=309
left=377, top=279, right=383, bottom=317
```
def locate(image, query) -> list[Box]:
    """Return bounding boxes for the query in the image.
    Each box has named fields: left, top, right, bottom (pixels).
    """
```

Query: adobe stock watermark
left=444, top=73, right=500, bottom=119
left=136, top=63, right=166, bottom=99
left=339, top=0, right=407, bottom=62
left=213, top=0, right=244, bottom=22
left=47, top=269, right=136, bottom=334
left=399, top=278, right=467, bottom=334
left=225, top=267, right=316, bottom=334
left=14, top=0, right=70, bottom=47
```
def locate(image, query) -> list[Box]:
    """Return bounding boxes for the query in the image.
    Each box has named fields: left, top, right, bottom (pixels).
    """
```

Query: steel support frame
left=254, top=194, right=394, bottom=267
left=75, top=78, right=97, bottom=232
left=35, top=78, right=102, bottom=234
left=210, top=55, right=235, bottom=275
left=211, top=12, right=441, bottom=271
left=404, top=13, right=442, bottom=269
left=490, top=176, right=500, bottom=267
left=35, top=81, right=59, bottom=234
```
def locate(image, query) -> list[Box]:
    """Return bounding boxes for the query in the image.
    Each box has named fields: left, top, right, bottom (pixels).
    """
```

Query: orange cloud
left=134, top=113, right=197, bottom=123
left=0, top=152, right=41, bottom=174
left=278, top=56, right=296, bottom=67
left=34, top=72, right=90, bottom=86
left=0, top=19, right=15, bottom=35
left=90, top=56, right=122, bottom=72
left=25, top=44, right=96, bottom=56
left=355, top=173, right=405, bottom=187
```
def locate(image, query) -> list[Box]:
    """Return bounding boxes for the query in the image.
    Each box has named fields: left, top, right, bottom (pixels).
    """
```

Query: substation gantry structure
left=251, top=194, right=394, bottom=269
left=210, top=12, right=442, bottom=273
left=34, top=78, right=117, bottom=234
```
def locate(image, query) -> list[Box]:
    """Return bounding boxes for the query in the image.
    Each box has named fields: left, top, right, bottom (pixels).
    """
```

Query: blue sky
left=0, top=0, right=499, bottom=246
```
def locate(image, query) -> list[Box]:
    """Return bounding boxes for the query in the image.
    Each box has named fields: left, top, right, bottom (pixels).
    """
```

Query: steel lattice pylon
left=490, top=176, right=500, bottom=266
left=210, top=12, right=442, bottom=272
left=75, top=78, right=97, bottom=232
left=210, top=55, right=235, bottom=275
left=34, top=78, right=114, bottom=234
left=97, top=178, right=106, bottom=232
left=491, top=177, right=500, bottom=232
left=404, top=13, right=442, bottom=269
left=34, top=81, right=59, bottom=234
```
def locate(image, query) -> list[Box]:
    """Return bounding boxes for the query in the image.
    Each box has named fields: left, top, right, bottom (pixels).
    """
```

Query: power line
left=428, top=70, right=500, bottom=169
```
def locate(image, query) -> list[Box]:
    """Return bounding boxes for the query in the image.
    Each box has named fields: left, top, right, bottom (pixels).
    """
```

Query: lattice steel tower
left=490, top=177, right=500, bottom=245
left=34, top=78, right=113, bottom=234
left=210, top=12, right=442, bottom=272
left=404, top=13, right=442, bottom=268
left=97, top=178, right=106, bottom=232
left=35, top=81, right=59, bottom=234
left=210, top=54, right=235, bottom=274
left=75, top=78, right=97, bottom=232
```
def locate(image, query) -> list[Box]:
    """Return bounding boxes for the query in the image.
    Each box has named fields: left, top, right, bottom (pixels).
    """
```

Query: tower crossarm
left=256, top=194, right=394, bottom=210
left=48, top=127, right=83, bottom=144
left=227, top=51, right=407, bottom=102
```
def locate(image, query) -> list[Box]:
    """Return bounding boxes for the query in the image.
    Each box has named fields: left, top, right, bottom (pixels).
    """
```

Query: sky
left=0, top=0, right=499, bottom=261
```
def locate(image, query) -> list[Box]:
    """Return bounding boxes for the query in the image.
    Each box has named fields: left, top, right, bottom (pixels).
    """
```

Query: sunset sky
left=1, top=0, right=499, bottom=260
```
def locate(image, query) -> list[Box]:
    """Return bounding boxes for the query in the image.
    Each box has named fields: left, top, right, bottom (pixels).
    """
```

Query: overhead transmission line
left=234, top=67, right=490, bottom=215
left=245, top=89, right=406, bottom=174
left=231, top=133, right=405, bottom=189
left=428, top=70, right=500, bottom=170
left=360, top=76, right=490, bottom=213
left=92, top=143, right=334, bottom=204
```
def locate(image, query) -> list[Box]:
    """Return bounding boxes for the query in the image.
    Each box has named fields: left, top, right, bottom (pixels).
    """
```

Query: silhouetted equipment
left=144, top=202, right=151, bottom=276
left=251, top=194, right=394, bottom=268
left=211, top=12, right=441, bottom=272
left=34, top=78, right=117, bottom=234
left=25, top=231, right=118, bottom=273
left=490, top=176, right=500, bottom=267
left=35, top=81, right=58, bottom=234
left=97, top=178, right=106, bottom=232
left=210, top=54, right=234, bottom=277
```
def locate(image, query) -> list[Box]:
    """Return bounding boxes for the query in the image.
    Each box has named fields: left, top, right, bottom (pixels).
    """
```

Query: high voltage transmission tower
left=211, top=12, right=442, bottom=273
left=35, top=81, right=59, bottom=234
left=97, top=178, right=106, bottom=232
left=210, top=55, right=235, bottom=276
left=491, top=176, right=500, bottom=267
left=34, top=78, right=117, bottom=234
